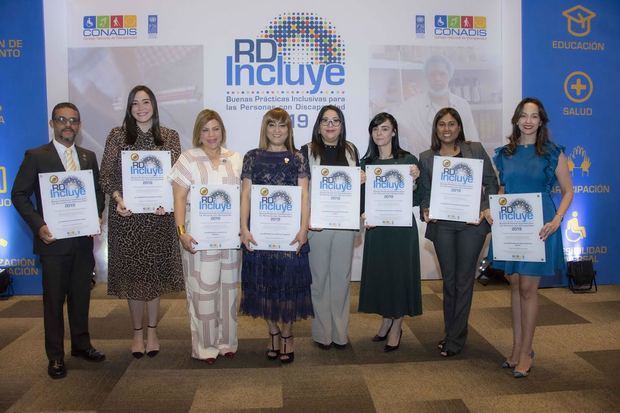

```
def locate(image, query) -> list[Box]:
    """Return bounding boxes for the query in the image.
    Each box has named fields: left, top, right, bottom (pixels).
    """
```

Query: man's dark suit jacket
left=418, top=141, right=499, bottom=243
left=11, top=141, right=105, bottom=255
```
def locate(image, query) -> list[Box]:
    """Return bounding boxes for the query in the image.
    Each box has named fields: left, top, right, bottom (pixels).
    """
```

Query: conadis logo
left=83, top=15, right=137, bottom=38
left=226, top=12, right=346, bottom=94
left=434, top=14, right=487, bottom=39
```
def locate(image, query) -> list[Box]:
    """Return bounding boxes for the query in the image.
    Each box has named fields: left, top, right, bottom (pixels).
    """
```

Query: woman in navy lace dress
left=239, top=108, right=313, bottom=363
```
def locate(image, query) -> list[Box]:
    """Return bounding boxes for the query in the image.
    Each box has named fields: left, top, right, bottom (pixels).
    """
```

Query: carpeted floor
left=0, top=280, right=619, bottom=413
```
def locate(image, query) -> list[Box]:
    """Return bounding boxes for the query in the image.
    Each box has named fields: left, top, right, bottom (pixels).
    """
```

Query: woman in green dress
left=358, top=112, right=423, bottom=352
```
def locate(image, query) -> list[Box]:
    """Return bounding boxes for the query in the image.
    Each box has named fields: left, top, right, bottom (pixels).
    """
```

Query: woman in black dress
left=358, top=112, right=422, bottom=352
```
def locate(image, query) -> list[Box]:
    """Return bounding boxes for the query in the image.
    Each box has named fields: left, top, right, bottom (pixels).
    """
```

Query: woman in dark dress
left=418, top=107, right=499, bottom=357
left=491, top=98, right=573, bottom=378
left=239, top=108, right=313, bottom=363
left=100, top=85, right=184, bottom=358
left=358, top=112, right=422, bottom=352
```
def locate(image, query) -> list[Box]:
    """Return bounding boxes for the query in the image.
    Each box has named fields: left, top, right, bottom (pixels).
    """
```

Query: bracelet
left=177, top=225, right=186, bottom=236
left=555, top=212, right=564, bottom=218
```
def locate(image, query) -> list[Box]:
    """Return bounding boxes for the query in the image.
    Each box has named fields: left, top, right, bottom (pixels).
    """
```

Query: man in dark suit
left=12, top=102, right=106, bottom=379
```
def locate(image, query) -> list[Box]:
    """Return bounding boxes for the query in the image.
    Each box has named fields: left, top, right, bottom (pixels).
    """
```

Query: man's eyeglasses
left=53, top=116, right=81, bottom=126
left=320, top=118, right=341, bottom=127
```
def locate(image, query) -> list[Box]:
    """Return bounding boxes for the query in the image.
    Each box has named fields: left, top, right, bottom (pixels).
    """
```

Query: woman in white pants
left=170, top=109, right=242, bottom=364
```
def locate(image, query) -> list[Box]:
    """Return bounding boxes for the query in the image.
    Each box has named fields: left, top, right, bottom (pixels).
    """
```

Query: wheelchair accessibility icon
left=565, top=211, right=586, bottom=242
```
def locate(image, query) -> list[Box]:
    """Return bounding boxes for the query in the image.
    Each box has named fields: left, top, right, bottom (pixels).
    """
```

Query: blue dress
left=239, top=149, right=314, bottom=322
left=490, top=143, right=566, bottom=277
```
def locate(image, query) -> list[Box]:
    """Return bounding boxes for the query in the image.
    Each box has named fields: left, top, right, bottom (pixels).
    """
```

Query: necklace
left=440, top=146, right=460, bottom=156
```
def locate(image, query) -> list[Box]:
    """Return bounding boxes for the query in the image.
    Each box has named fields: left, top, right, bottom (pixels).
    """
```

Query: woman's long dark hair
left=362, top=112, right=407, bottom=163
left=430, top=107, right=466, bottom=151
left=123, top=85, right=163, bottom=146
left=309, top=105, right=354, bottom=162
left=505, top=97, right=550, bottom=156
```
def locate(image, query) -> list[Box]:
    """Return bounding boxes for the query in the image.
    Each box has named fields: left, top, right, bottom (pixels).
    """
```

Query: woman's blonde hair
left=258, top=108, right=296, bottom=151
left=192, top=109, right=226, bottom=147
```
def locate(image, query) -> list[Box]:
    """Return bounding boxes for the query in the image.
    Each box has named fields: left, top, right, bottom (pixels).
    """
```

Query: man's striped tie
left=65, top=148, right=78, bottom=171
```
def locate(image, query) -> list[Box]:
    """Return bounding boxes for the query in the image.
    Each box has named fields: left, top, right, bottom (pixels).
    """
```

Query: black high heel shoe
left=146, top=325, right=160, bottom=358
left=384, top=330, right=402, bottom=352
left=372, top=319, right=394, bottom=342
left=132, top=327, right=145, bottom=359
left=266, top=331, right=281, bottom=360
left=438, top=340, right=460, bottom=357
left=280, top=335, right=295, bottom=363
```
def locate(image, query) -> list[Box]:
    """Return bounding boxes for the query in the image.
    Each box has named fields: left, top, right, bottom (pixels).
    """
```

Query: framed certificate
left=251, top=185, right=301, bottom=251
left=429, top=156, right=483, bottom=223
left=365, top=164, right=413, bottom=226
left=490, top=193, right=546, bottom=262
left=189, top=184, right=240, bottom=250
left=121, top=150, right=173, bottom=213
left=38, top=170, right=100, bottom=239
left=310, top=165, right=360, bottom=230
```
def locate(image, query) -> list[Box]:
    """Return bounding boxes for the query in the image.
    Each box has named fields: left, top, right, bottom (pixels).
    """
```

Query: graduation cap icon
left=562, top=5, right=596, bottom=37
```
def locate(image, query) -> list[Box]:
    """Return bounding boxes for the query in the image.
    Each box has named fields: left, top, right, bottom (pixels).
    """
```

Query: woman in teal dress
left=491, top=98, right=573, bottom=378
left=358, top=112, right=422, bottom=352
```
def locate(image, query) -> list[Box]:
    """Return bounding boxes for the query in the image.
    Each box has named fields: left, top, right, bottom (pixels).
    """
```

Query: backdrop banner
left=0, top=0, right=48, bottom=294
left=57, top=0, right=503, bottom=283
left=522, top=0, right=617, bottom=286
left=10, top=1, right=616, bottom=294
